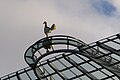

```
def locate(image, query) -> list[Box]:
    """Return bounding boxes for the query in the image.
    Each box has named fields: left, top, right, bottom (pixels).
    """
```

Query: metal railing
left=24, top=35, right=86, bottom=67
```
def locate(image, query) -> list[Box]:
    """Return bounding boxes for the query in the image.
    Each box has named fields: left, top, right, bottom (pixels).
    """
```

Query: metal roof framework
left=1, top=34, right=120, bottom=80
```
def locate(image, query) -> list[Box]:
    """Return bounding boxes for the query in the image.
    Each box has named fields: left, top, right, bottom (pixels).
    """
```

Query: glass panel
left=69, top=40, right=78, bottom=46
left=27, top=70, right=38, bottom=80
left=89, top=61, right=102, bottom=68
left=55, top=45, right=67, bottom=50
left=80, top=75, right=91, bottom=80
left=19, top=73, right=30, bottom=80
left=26, top=57, right=34, bottom=64
left=105, top=41, right=120, bottom=50
left=114, top=39, right=120, bottom=43
left=91, top=71, right=107, bottom=79
left=98, top=47, right=110, bottom=55
left=38, top=42, right=42, bottom=48
left=59, top=58, right=72, bottom=67
left=26, top=48, right=32, bottom=57
left=69, top=45, right=77, bottom=49
left=70, top=67, right=83, bottom=76
left=111, top=54, right=120, bottom=61
left=69, top=54, right=84, bottom=64
left=62, top=70, right=75, bottom=79
left=10, top=76, right=17, bottom=80
left=52, top=74, right=63, bottom=80
left=77, top=54, right=90, bottom=61
left=52, top=60, right=65, bottom=70
left=113, top=76, right=119, bottom=80
left=52, top=40, right=67, bottom=44
left=43, top=64, right=55, bottom=74
left=81, top=63, right=96, bottom=72
left=34, top=44, right=38, bottom=49
left=101, top=69, right=113, bottom=76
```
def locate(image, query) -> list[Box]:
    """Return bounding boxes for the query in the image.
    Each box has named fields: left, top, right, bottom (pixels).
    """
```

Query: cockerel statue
left=43, top=21, right=56, bottom=37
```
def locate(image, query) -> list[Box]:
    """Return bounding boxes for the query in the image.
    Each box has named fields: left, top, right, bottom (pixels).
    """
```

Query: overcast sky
left=0, top=0, right=120, bottom=77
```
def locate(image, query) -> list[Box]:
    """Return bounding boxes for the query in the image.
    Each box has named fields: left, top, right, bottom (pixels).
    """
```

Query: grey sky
left=0, top=0, right=120, bottom=77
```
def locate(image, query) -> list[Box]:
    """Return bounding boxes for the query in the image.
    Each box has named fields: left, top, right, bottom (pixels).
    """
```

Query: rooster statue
left=43, top=21, right=56, bottom=37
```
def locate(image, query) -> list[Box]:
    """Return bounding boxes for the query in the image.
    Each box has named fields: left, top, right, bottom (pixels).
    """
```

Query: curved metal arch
left=24, top=35, right=86, bottom=66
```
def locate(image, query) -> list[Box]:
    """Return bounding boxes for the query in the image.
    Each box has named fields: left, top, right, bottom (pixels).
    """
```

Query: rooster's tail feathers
left=51, top=24, right=56, bottom=31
